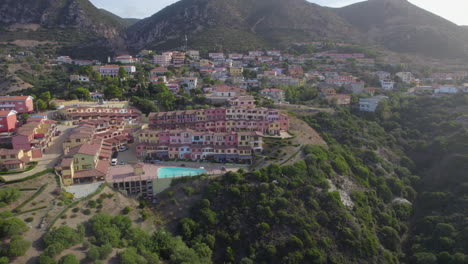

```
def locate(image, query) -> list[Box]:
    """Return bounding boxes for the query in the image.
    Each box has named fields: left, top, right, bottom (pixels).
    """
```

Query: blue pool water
left=158, top=167, right=207, bottom=178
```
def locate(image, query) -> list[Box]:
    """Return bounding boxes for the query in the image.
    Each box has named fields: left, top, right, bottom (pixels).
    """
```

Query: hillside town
left=2, top=43, right=468, bottom=194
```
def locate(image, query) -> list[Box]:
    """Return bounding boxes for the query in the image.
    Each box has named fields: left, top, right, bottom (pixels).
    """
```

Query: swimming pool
left=158, top=167, right=207, bottom=178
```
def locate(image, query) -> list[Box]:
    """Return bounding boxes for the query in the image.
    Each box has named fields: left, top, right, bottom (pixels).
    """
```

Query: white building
left=380, top=79, right=395, bottom=90
left=115, top=55, right=135, bottom=64
left=57, top=56, right=72, bottom=64
left=396, top=72, right=414, bottom=84
left=99, top=65, right=136, bottom=77
left=180, top=77, right=198, bottom=91
left=434, top=85, right=459, bottom=94
left=70, top=75, right=90, bottom=82
left=153, top=52, right=172, bottom=66
left=209, top=53, right=225, bottom=61
left=359, top=96, right=388, bottom=112
left=186, top=50, right=200, bottom=61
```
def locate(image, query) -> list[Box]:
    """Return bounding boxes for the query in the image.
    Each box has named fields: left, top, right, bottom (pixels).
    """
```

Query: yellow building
left=0, top=149, right=32, bottom=171
left=138, top=129, right=160, bottom=144
left=229, top=67, right=244, bottom=77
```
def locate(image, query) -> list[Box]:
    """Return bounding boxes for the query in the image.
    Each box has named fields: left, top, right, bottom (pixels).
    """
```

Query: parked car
left=55, top=130, right=62, bottom=136
left=111, top=159, right=118, bottom=166
left=119, top=161, right=125, bottom=165
left=118, top=146, right=128, bottom=152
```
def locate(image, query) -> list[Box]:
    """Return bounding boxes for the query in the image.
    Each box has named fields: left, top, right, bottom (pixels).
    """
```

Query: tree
left=119, top=247, right=147, bottom=264
left=378, top=226, right=400, bottom=251
left=0, top=217, right=28, bottom=238
left=87, top=246, right=100, bottom=261
left=73, top=88, right=91, bottom=101
left=156, top=90, right=176, bottom=111
left=104, top=84, right=122, bottom=99
left=35, top=99, right=48, bottom=112
left=0, top=188, right=20, bottom=207
left=5, top=236, right=31, bottom=257
left=39, top=91, right=51, bottom=103
left=58, top=254, right=79, bottom=264
left=118, top=67, right=128, bottom=80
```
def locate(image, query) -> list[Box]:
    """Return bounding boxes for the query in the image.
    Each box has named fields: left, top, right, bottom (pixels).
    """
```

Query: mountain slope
left=126, top=0, right=361, bottom=51
left=334, top=0, right=468, bottom=58
left=0, top=0, right=130, bottom=59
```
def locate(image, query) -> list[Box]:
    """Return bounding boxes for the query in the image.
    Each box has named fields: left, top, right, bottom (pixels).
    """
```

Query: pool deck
left=106, top=162, right=244, bottom=183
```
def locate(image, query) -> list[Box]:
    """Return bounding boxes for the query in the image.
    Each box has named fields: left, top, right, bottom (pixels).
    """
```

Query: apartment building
left=148, top=107, right=289, bottom=136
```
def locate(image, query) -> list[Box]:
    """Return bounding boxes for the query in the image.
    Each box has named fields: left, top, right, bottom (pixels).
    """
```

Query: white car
left=111, top=159, right=118, bottom=166
left=118, top=146, right=128, bottom=152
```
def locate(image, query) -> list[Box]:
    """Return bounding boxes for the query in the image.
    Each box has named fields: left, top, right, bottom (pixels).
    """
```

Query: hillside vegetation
left=153, top=94, right=467, bottom=264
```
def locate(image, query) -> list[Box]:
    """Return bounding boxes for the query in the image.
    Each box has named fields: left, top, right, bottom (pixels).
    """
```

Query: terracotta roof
left=0, top=96, right=32, bottom=101
left=76, top=141, right=102, bottom=156
left=0, top=148, right=21, bottom=155
left=74, top=169, right=105, bottom=179
left=0, top=110, right=16, bottom=116
left=60, top=158, right=73, bottom=167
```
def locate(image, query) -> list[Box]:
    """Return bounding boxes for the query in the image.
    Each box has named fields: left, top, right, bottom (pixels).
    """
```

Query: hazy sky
left=90, top=0, right=468, bottom=25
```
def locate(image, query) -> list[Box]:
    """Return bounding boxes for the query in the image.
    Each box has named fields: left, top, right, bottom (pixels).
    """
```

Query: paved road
left=3, top=125, right=75, bottom=182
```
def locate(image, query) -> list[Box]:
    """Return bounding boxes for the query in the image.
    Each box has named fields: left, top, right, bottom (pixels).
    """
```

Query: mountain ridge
left=333, top=0, right=468, bottom=58
left=125, top=0, right=362, bottom=52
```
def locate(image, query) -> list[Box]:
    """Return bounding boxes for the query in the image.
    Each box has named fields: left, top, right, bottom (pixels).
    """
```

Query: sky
left=90, top=0, right=468, bottom=25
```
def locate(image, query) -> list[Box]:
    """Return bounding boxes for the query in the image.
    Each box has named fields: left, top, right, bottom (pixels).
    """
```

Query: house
left=228, top=53, right=244, bottom=60
left=288, top=65, right=304, bottom=77
left=260, top=88, right=285, bottom=103
left=0, top=110, right=17, bottom=133
left=396, top=72, right=414, bottom=84
left=12, top=117, right=57, bottom=158
left=326, top=94, right=351, bottom=105
left=99, top=65, right=136, bottom=77
left=319, top=87, right=337, bottom=97
left=228, top=96, right=256, bottom=108
left=115, top=55, right=135, bottom=64
left=70, top=75, right=90, bottom=82
left=0, top=149, right=32, bottom=171
left=153, top=52, right=172, bottom=66
left=0, top=96, right=34, bottom=113
left=172, top=51, right=186, bottom=65
left=73, top=60, right=94, bottom=66
left=229, top=67, right=243, bottom=77
left=359, top=96, right=388, bottom=112
left=57, top=139, right=111, bottom=185
left=180, top=77, right=198, bottom=91
left=206, top=86, right=247, bottom=103
left=187, top=50, right=200, bottom=60
left=434, top=85, right=459, bottom=94
left=267, top=50, right=281, bottom=57
left=57, top=56, right=72, bottom=64
left=209, top=53, right=225, bottom=61
left=249, top=51, right=263, bottom=57
left=150, top=67, right=170, bottom=77
left=380, top=79, right=395, bottom=90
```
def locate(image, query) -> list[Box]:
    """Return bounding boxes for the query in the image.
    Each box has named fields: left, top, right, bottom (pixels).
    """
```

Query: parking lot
left=113, top=143, right=139, bottom=165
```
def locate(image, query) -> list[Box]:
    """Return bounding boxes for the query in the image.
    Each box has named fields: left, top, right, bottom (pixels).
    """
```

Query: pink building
left=0, top=110, right=17, bottom=133
left=0, top=96, right=34, bottom=113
